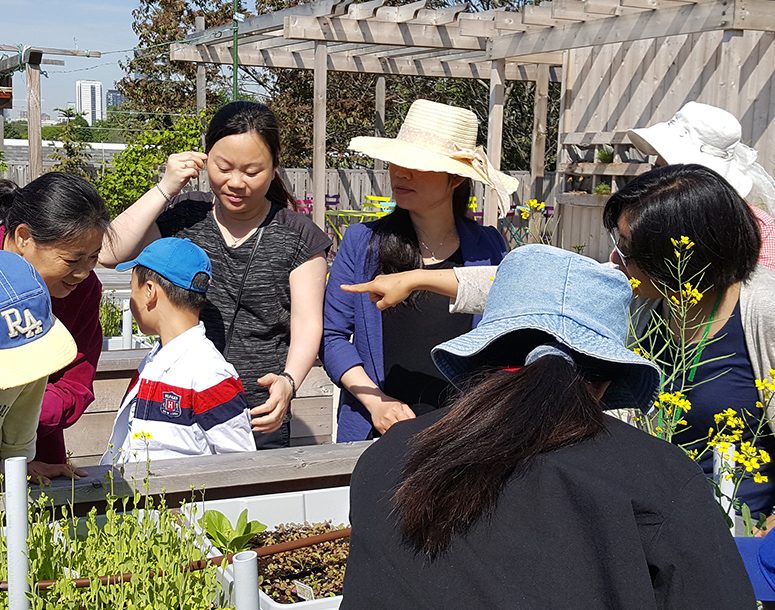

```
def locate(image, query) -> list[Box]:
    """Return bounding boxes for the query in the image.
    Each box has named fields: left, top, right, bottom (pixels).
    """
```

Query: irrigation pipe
left=233, top=551, right=259, bottom=610
left=5, top=457, right=30, bottom=610
left=0, top=526, right=352, bottom=591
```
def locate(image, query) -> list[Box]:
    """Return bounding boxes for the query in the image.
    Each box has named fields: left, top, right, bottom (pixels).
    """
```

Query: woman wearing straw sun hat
left=321, top=99, right=516, bottom=442
left=342, top=244, right=754, bottom=608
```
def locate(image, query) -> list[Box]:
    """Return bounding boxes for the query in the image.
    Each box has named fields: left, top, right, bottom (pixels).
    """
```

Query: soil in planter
left=253, top=521, right=349, bottom=603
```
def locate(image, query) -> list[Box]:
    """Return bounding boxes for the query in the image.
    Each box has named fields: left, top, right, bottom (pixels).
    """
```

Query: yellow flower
left=754, top=472, right=769, bottom=484
left=678, top=419, right=687, bottom=426
left=680, top=282, right=704, bottom=305
left=520, top=208, right=531, bottom=220
left=132, top=431, right=153, bottom=442
left=628, top=278, right=641, bottom=290
left=670, top=295, right=680, bottom=306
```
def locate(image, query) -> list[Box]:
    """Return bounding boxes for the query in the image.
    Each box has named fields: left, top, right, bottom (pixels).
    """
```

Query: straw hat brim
left=628, top=124, right=753, bottom=198
left=0, top=316, right=77, bottom=390
left=350, top=136, right=520, bottom=194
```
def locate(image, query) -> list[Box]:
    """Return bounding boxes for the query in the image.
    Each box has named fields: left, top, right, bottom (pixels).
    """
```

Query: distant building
left=106, top=89, right=127, bottom=110
left=75, top=80, right=104, bottom=126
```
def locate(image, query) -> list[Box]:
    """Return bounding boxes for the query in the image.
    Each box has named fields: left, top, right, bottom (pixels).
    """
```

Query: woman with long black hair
left=342, top=244, right=754, bottom=609
left=321, top=99, right=516, bottom=441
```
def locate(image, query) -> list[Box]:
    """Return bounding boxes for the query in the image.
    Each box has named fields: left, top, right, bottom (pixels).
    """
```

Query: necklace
left=417, top=228, right=457, bottom=263
left=214, top=198, right=270, bottom=248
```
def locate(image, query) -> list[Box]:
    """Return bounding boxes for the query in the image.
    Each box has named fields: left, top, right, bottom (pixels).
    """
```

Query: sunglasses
left=609, top=230, right=631, bottom=267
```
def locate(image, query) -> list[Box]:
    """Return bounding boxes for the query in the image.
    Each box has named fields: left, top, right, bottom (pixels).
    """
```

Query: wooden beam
left=531, top=64, right=550, bottom=201
left=170, top=43, right=563, bottom=81
left=0, top=45, right=101, bottom=59
left=414, top=5, right=470, bottom=25
left=374, top=76, right=386, bottom=171
left=485, top=58, right=506, bottom=224
left=489, top=1, right=731, bottom=59
left=312, top=42, right=327, bottom=230
left=345, top=0, right=386, bottom=20
left=374, top=0, right=428, bottom=23
left=13, top=442, right=373, bottom=511
left=284, top=15, right=487, bottom=50
left=26, top=59, right=42, bottom=180
left=189, top=0, right=356, bottom=46
left=732, top=0, right=775, bottom=31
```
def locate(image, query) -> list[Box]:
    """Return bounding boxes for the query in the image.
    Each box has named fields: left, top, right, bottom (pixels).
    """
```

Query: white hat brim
left=628, top=124, right=753, bottom=198
left=0, top=316, right=77, bottom=390
left=349, top=136, right=520, bottom=194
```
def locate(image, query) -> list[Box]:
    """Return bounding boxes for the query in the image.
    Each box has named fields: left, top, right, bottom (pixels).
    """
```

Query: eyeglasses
left=609, top=230, right=631, bottom=267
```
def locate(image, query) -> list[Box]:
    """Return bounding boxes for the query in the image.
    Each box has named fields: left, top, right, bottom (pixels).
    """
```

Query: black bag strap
left=223, top=226, right=265, bottom=359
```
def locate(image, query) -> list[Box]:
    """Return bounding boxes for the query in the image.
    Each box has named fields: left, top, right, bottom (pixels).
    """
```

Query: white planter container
left=187, top=487, right=349, bottom=609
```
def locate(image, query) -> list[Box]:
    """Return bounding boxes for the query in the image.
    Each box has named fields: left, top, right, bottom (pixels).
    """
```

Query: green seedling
left=199, top=509, right=267, bottom=554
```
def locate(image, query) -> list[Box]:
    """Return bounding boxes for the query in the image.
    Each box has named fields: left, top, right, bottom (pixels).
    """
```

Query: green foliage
left=118, top=0, right=240, bottom=116
left=0, top=149, right=7, bottom=173
left=0, top=477, right=233, bottom=609
left=96, top=114, right=204, bottom=217
left=4, top=120, right=27, bottom=139
left=199, top=509, right=266, bottom=554
left=596, top=146, right=614, bottom=163
left=99, top=292, right=124, bottom=337
left=592, top=183, right=612, bottom=195
left=49, top=108, right=93, bottom=179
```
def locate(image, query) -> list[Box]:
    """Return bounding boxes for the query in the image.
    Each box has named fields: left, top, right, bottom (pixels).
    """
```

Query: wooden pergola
left=169, top=0, right=775, bottom=228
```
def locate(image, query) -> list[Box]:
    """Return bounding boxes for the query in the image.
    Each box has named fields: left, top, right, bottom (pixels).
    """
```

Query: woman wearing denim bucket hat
left=342, top=245, right=754, bottom=609
left=321, top=99, right=515, bottom=441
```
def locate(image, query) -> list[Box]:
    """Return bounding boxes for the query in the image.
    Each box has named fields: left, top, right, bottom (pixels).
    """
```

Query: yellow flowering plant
left=503, top=199, right=557, bottom=249
left=629, top=236, right=775, bottom=533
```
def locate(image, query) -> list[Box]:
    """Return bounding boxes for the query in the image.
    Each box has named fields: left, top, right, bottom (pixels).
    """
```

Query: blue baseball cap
left=116, top=238, right=212, bottom=293
left=736, top=535, right=775, bottom=601
left=0, top=251, right=77, bottom=390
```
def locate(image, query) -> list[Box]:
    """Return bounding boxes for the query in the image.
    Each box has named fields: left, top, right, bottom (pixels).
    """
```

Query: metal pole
left=232, top=0, right=239, bottom=101
left=121, top=298, right=132, bottom=349
left=5, top=456, right=30, bottom=610
left=233, top=550, right=259, bottom=610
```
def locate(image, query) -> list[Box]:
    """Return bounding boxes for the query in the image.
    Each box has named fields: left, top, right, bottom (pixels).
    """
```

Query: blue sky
left=4, top=0, right=138, bottom=118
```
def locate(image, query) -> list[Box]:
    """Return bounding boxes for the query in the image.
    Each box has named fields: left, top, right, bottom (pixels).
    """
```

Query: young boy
left=101, top=238, right=253, bottom=464
left=0, top=250, right=79, bottom=483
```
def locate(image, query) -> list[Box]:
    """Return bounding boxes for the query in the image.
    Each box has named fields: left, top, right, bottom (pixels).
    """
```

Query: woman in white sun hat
left=321, top=99, right=516, bottom=442
left=628, top=101, right=775, bottom=271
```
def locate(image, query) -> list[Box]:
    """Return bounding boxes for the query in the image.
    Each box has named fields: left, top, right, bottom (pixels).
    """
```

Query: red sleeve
left=38, top=272, right=103, bottom=435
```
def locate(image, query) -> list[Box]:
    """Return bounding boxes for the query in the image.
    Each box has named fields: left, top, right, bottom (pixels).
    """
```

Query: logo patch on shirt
left=161, top=391, right=182, bottom=418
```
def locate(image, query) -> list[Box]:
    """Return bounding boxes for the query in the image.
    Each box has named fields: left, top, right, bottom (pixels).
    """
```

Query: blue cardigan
left=321, top=218, right=507, bottom=441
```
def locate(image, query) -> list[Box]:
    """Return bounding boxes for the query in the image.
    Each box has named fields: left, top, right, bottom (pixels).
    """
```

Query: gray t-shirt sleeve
left=449, top=266, right=498, bottom=315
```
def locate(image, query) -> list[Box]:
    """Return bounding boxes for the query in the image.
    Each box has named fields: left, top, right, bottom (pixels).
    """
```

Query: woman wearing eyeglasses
left=343, top=164, right=775, bottom=517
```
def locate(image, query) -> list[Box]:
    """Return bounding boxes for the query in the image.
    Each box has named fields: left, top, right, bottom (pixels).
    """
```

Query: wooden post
left=312, top=41, right=327, bottom=230
left=195, top=16, right=208, bottom=191
left=374, top=76, right=386, bottom=172
left=530, top=64, right=550, bottom=201
left=484, top=58, right=506, bottom=228
left=26, top=56, right=42, bottom=180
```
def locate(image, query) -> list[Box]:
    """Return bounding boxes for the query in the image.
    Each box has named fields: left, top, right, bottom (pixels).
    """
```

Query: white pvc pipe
left=121, top=298, right=132, bottom=349
left=233, top=550, right=259, bottom=610
left=5, top=456, right=30, bottom=610
left=713, top=443, right=736, bottom=532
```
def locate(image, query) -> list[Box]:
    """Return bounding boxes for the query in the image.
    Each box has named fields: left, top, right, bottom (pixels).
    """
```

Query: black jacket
left=342, top=411, right=755, bottom=609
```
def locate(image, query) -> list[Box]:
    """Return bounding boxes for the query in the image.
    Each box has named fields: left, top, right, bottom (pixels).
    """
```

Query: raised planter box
left=188, top=486, right=350, bottom=609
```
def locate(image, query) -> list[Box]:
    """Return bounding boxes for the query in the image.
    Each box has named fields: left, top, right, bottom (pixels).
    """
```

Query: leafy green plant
left=99, top=292, right=123, bottom=337
left=0, top=149, right=7, bottom=173
left=49, top=107, right=93, bottom=179
left=199, top=509, right=267, bottom=555
left=96, top=113, right=204, bottom=218
left=593, top=183, right=612, bottom=195
left=0, top=471, right=233, bottom=609
left=596, top=145, right=614, bottom=163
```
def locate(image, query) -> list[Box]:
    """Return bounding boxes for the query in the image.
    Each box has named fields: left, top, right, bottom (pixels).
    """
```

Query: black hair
left=0, top=173, right=110, bottom=245
left=368, top=177, right=473, bottom=276
left=134, top=265, right=209, bottom=313
left=603, top=164, right=761, bottom=291
left=393, top=333, right=618, bottom=557
left=205, top=101, right=297, bottom=210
